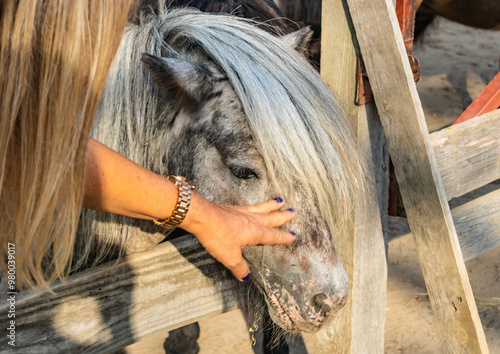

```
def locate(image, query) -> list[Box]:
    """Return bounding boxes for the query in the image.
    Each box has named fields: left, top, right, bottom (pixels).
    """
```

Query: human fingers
left=256, top=208, right=296, bottom=228
left=249, top=227, right=297, bottom=247
left=245, top=198, right=286, bottom=213
left=218, top=249, right=251, bottom=282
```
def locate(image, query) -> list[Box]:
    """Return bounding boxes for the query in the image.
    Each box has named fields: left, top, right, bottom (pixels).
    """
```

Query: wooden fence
left=1, top=0, right=499, bottom=352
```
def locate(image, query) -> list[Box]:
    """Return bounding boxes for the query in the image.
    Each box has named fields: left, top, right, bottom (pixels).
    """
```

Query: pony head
left=92, top=8, right=367, bottom=333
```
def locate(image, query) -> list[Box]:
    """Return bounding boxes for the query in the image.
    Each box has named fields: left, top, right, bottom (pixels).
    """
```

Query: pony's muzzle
left=257, top=263, right=348, bottom=333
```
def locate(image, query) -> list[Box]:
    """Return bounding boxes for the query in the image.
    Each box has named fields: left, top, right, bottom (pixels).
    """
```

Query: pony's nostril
left=311, top=293, right=332, bottom=314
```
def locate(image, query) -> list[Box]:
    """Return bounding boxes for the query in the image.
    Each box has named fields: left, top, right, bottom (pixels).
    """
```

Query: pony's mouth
left=258, top=278, right=342, bottom=333
left=266, top=289, right=297, bottom=332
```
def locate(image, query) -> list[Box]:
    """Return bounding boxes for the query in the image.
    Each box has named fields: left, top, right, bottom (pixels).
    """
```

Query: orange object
left=396, top=0, right=416, bottom=55
left=453, top=71, right=500, bottom=125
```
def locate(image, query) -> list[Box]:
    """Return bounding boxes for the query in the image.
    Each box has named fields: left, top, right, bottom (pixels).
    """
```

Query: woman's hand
left=181, top=194, right=297, bottom=281
left=83, top=139, right=295, bottom=281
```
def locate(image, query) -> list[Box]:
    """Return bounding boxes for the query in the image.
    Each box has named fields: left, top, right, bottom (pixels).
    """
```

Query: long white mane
left=93, top=7, right=366, bottom=251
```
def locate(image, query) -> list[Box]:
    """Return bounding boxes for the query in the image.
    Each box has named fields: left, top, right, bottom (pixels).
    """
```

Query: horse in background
left=79, top=6, right=366, bottom=354
left=275, top=0, right=500, bottom=67
left=276, top=0, right=500, bottom=31
left=417, top=0, right=500, bottom=32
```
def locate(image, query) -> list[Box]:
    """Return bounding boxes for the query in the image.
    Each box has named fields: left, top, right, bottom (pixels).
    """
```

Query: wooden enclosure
left=1, top=0, right=499, bottom=352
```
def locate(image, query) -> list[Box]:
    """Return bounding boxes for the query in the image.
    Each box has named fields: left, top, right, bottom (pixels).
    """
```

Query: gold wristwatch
left=154, top=174, right=195, bottom=228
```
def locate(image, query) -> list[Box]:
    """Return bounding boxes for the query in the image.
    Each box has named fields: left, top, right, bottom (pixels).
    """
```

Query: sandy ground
left=124, top=16, right=500, bottom=354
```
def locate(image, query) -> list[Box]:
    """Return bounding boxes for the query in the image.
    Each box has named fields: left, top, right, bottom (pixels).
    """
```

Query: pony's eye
left=230, top=167, right=258, bottom=179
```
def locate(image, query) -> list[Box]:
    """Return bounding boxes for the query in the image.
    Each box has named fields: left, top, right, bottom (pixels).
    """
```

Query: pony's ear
left=141, top=53, right=217, bottom=109
left=280, top=26, right=314, bottom=58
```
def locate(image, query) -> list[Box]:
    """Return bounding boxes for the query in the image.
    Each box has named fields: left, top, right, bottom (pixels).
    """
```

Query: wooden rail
left=0, top=235, right=240, bottom=353
left=453, top=188, right=500, bottom=261
left=432, top=109, right=500, bottom=201
left=433, top=109, right=500, bottom=261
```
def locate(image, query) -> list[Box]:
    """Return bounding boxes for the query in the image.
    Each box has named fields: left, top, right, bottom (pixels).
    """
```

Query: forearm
left=83, top=138, right=178, bottom=220
left=83, top=138, right=296, bottom=281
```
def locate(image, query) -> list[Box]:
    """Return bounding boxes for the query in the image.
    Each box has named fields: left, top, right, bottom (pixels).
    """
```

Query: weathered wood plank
left=453, top=188, right=500, bottom=261
left=2, top=191, right=495, bottom=354
left=431, top=109, right=500, bottom=201
left=315, top=0, right=388, bottom=352
left=0, top=235, right=240, bottom=353
left=344, top=0, right=489, bottom=352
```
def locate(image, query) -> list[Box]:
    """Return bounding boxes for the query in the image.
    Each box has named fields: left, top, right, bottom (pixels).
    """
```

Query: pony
left=133, top=2, right=312, bottom=351
left=77, top=6, right=366, bottom=349
left=142, top=1, right=312, bottom=352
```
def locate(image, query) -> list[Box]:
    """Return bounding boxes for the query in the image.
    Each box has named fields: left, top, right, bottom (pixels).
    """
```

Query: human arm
left=83, top=138, right=296, bottom=281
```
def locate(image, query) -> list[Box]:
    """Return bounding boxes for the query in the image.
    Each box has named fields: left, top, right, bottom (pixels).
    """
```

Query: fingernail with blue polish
left=274, top=198, right=284, bottom=203
left=242, top=273, right=251, bottom=282
left=287, top=208, right=295, bottom=212
left=290, top=231, right=296, bottom=236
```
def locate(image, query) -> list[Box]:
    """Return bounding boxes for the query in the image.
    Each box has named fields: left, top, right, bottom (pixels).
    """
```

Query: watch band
left=154, top=174, right=195, bottom=228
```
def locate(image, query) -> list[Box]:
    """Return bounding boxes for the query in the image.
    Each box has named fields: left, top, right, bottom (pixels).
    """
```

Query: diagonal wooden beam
left=344, top=0, right=489, bottom=352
